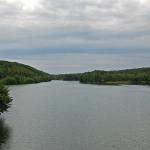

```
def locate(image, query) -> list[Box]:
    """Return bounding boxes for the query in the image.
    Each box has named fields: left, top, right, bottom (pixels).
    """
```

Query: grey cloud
left=0, top=0, right=150, bottom=54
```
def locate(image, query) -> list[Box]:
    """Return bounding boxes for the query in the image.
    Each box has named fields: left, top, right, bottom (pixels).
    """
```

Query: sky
left=0, top=0, right=150, bottom=73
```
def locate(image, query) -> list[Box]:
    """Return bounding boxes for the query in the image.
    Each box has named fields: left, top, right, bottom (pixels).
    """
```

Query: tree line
left=54, top=68, right=150, bottom=85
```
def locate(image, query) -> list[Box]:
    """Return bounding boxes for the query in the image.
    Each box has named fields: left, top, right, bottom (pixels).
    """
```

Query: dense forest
left=55, top=68, right=150, bottom=85
left=0, top=61, right=52, bottom=85
left=1, top=60, right=149, bottom=86
left=54, top=73, right=82, bottom=81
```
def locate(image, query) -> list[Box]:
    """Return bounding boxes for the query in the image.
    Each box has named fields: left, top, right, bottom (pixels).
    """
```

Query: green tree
left=0, top=84, right=12, bottom=113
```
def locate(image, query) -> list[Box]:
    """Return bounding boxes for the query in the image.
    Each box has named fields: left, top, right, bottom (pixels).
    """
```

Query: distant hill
left=0, top=60, right=52, bottom=85
left=55, top=68, right=150, bottom=85
left=0, top=60, right=150, bottom=85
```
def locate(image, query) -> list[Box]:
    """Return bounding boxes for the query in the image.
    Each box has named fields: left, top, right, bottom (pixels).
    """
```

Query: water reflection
left=0, top=118, right=11, bottom=150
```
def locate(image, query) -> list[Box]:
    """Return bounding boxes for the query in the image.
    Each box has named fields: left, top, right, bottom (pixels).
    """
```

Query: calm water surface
left=0, top=81, right=150, bottom=150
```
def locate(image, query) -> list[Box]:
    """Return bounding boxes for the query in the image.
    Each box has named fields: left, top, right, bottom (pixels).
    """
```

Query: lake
left=0, top=81, right=150, bottom=150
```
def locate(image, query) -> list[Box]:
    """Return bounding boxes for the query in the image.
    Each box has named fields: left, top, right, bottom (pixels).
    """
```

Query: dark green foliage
left=55, top=68, right=150, bottom=85
left=0, top=60, right=52, bottom=85
left=79, top=69, right=150, bottom=85
left=54, top=73, right=81, bottom=81
left=0, top=76, right=17, bottom=85
left=0, top=84, right=12, bottom=113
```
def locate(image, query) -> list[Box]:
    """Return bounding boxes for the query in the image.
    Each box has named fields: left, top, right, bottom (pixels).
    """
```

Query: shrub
left=0, top=84, right=12, bottom=113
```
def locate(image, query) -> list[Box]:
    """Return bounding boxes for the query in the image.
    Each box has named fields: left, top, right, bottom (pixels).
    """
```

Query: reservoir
left=1, top=81, right=150, bottom=150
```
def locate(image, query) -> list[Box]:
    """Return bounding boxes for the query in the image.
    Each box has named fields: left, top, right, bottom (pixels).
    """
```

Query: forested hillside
left=0, top=60, right=52, bottom=85
left=56, top=68, right=150, bottom=85
left=0, top=60, right=52, bottom=113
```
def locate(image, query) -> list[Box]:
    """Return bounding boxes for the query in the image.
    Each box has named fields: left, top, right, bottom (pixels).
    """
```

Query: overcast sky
left=0, top=0, right=150, bottom=73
